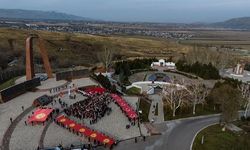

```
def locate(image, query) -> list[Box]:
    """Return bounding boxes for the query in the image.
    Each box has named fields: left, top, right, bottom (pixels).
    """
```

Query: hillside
left=211, top=17, right=250, bottom=30
left=0, top=9, right=91, bottom=21
left=0, top=28, right=190, bottom=70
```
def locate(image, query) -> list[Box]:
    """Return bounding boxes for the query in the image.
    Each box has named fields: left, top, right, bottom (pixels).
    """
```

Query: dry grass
left=182, top=30, right=250, bottom=49
left=0, top=28, right=190, bottom=68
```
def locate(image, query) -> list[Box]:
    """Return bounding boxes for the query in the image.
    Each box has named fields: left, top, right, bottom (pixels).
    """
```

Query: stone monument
left=26, top=34, right=53, bottom=80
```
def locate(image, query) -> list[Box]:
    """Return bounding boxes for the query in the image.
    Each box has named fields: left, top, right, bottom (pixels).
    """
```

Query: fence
left=0, top=78, right=41, bottom=103
left=56, top=69, right=90, bottom=81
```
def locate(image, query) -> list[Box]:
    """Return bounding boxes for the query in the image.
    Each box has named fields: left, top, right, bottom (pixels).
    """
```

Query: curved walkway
left=39, top=119, right=53, bottom=148
left=162, top=115, right=220, bottom=150
left=1, top=106, right=34, bottom=150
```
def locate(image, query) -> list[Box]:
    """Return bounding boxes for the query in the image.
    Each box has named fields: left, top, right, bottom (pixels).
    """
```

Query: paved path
left=1, top=106, right=34, bottom=150
left=39, top=119, right=54, bottom=148
left=148, top=94, right=164, bottom=124
left=162, top=116, right=219, bottom=150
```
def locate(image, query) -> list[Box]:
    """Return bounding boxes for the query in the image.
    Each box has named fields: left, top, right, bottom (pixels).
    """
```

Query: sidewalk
left=148, top=94, right=164, bottom=124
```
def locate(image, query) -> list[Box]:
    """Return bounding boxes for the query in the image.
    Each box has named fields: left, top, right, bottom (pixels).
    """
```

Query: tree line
left=176, top=60, right=220, bottom=79
left=91, top=73, right=116, bottom=93
left=114, top=58, right=157, bottom=74
left=114, top=58, right=157, bottom=85
left=163, top=77, right=249, bottom=124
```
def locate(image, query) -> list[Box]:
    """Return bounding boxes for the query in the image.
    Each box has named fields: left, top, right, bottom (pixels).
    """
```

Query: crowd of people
left=64, top=92, right=113, bottom=124
left=49, top=84, right=68, bottom=94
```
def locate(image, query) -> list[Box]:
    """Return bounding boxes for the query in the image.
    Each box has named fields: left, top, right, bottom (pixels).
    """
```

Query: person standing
left=135, top=137, right=137, bottom=143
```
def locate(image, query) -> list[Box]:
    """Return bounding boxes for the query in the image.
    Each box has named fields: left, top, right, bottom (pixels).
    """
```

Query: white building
left=151, top=59, right=176, bottom=70
left=233, top=63, right=245, bottom=75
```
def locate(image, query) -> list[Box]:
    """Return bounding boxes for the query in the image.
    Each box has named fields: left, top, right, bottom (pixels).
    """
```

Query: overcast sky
left=1, top=0, right=250, bottom=23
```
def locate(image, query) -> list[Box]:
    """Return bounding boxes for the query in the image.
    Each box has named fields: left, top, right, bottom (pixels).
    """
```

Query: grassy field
left=193, top=124, right=250, bottom=150
left=0, top=77, right=19, bottom=91
left=181, top=30, right=250, bottom=49
left=126, top=86, right=141, bottom=95
left=139, top=98, right=151, bottom=122
left=179, top=30, right=250, bottom=61
left=0, top=28, right=191, bottom=69
left=1, top=28, right=250, bottom=72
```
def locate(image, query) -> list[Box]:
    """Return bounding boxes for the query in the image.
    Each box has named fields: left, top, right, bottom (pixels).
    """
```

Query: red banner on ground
left=85, top=87, right=106, bottom=94
left=56, top=115, right=115, bottom=147
left=28, top=108, right=53, bottom=123
left=111, top=94, right=138, bottom=120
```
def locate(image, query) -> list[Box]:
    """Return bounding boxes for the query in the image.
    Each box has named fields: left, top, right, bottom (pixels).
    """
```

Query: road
left=115, top=112, right=248, bottom=150
left=115, top=115, right=221, bottom=150
left=163, top=116, right=220, bottom=150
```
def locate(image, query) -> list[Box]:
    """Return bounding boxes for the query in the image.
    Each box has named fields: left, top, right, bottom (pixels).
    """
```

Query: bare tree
left=218, top=50, right=233, bottom=70
left=211, top=84, right=242, bottom=123
left=185, top=45, right=235, bottom=69
left=97, top=48, right=114, bottom=73
left=189, top=80, right=209, bottom=115
left=238, top=83, right=250, bottom=118
left=162, top=83, right=190, bottom=117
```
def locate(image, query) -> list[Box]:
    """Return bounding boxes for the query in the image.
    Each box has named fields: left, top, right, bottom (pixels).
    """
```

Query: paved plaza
left=0, top=76, right=149, bottom=150
left=220, top=68, right=250, bottom=83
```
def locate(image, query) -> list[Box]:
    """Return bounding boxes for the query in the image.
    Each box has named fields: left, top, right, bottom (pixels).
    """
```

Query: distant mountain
left=211, top=17, right=250, bottom=30
left=0, top=9, right=92, bottom=21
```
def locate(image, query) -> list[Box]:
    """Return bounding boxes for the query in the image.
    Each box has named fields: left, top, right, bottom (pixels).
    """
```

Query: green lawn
left=139, top=98, right=151, bottom=122
left=164, top=104, right=220, bottom=120
left=126, top=86, right=141, bottom=95
left=0, top=77, right=19, bottom=91
left=193, top=124, right=250, bottom=150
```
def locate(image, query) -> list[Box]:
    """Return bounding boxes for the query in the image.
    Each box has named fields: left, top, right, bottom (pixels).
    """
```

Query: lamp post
left=71, top=65, right=75, bottom=80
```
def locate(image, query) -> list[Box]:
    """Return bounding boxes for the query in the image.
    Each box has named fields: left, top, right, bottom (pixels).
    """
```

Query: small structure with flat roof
left=151, top=59, right=176, bottom=70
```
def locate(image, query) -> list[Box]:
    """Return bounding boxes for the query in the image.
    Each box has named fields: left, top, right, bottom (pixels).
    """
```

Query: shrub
left=126, top=87, right=141, bottom=95
left=114, top=58, right=157, bottom=75
left=247, top=117, right=250, bottom=121
left=241, top=116, right=246, bottom=121
left=91, top=73, right=117, bottom=93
